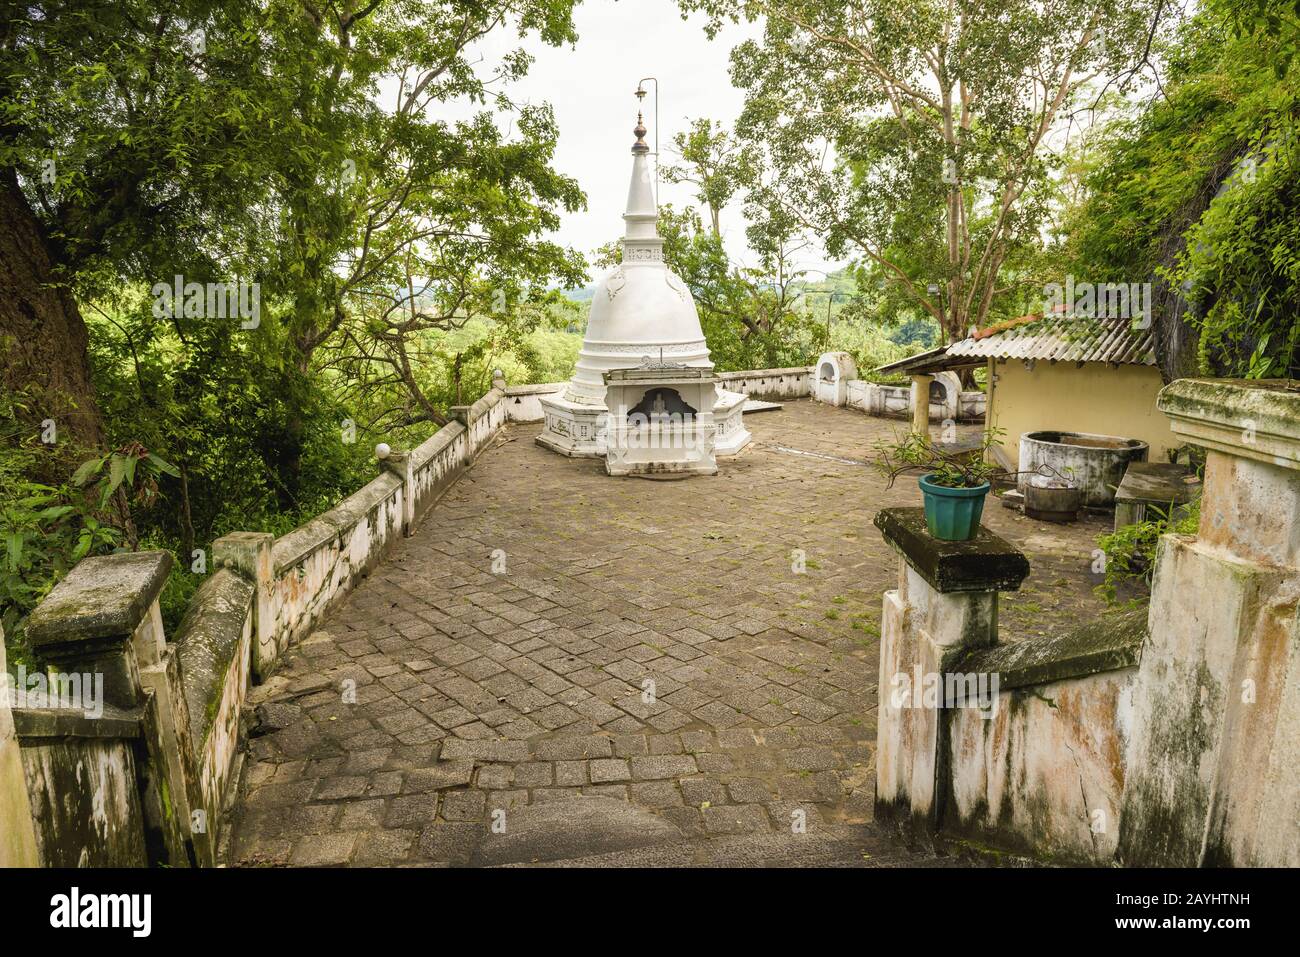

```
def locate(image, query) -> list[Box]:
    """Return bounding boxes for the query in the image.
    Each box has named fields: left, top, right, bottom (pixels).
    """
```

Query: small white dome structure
left=537, top=111, right=750, bottom=458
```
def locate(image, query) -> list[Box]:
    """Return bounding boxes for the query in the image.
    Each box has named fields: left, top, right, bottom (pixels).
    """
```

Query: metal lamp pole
left=635, top=77, right=659, bottom=204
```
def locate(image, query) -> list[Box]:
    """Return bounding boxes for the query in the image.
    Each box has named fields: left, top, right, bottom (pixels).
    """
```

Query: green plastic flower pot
left=918, top=473, right=991, bottom=541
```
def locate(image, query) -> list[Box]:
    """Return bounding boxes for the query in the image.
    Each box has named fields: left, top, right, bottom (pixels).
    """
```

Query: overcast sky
left=461, top=0, right=842, bottom=282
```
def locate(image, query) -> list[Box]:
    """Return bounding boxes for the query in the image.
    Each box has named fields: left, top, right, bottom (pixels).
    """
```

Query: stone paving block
left=782, top=746, right=839, bottom=772
left=488, top=790, right=529, bottom=812
left=438, top=739, right=530, bottom=763
left=554, top=760, right=588, bottom=786
left=441, top=790, right=488, bottom=821
left=680, top=777, right=728, bottom=808
left=533, top=735, right=613, bottom=761
left=695, top=752, right=734, bottom=774
left=680, top=731, right=715, bottom=753
left=659, top=806, right=706, bottom=837
left=312, top=776, right=370, bottom=801
left=629, top=780, right=683, bottom=808
left=291, top=831, right=361, bottom=866
left=702, top=804, right=770, bottom=835
left=630, top=755, right=698, bottom=780
left=779, top=770, right=844, bottom=803
left=384, top=792, right=439, bottom=829
left=286, top=804, right=339, bottom=834
left=476, top=764, right=514, bottom=790
left=351, top=829, right=416, bottom=864
left=647, top=734, right=683, bottom=755
left=728, top=778, right=776, bottom=804
left=402, top=760, right=475, bottom=793
left=339, top=799, right=388, bottom=829
left=416, top=822, right=484, bottom=864
left=589, top=758, right=631, bottom=783
left=513, top=762, right=554, bottom=787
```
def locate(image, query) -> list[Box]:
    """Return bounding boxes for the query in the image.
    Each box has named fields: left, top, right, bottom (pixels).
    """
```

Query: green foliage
left=3, top=1, right=590, bottom=650
left=73, top=444, right=180, bottom=511
left=874, top=429, right=1007, bottom=489
left=1064, top=0, right=1300, bottom=377
left=1095, top=500, right=1202, bottom=604
left=680, top=0, right=1167, bottom=342
left=1175, top=133, right=1300, bottom=378
left=0, top=410, right=121, bottom=664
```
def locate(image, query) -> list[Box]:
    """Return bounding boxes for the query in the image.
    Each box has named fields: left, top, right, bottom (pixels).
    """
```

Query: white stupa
left=537, top=112, right=751, bottom=459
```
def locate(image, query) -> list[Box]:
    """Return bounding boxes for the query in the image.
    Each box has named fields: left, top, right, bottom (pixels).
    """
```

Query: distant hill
left=562, top=284, right=597, bottom=303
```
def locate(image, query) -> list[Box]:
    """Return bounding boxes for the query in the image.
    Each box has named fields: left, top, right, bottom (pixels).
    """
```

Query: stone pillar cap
left=26, top=550, right=174, bottom=650
left=1159, top=378, right=1300, bottom=470
left=874, top=508, right=1028, bottom=593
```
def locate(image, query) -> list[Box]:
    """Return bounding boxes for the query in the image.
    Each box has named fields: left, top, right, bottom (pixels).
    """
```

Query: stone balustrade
left=874, top=507, right=1147, bottom=863
left=4, top=381, right=512, bottom=867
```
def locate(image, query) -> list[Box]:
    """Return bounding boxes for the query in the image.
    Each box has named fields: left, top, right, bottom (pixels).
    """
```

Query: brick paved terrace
left=225, top=400, right=1119, bottom=867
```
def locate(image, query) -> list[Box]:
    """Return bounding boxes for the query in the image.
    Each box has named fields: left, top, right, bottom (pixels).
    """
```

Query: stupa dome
left=536, top=107, right=750, bottom=461
left=562, top=114, right=711, bottom=405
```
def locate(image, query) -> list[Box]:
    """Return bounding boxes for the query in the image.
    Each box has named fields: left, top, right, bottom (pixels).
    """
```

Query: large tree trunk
left=0, top=171, right=105, bottom=469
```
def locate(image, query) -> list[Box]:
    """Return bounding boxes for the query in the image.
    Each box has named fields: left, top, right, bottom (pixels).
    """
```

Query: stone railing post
left=379, top=450, right=415, bottom=537
left=0, top=624, right=40, bottom=866
left=213, top=532, right=276, bottom=681
left=23, top=550, right=194, bottom=866
left=872, top=507, right=1029, bottom=841
left=1119, top=378, right=1300, bottom=867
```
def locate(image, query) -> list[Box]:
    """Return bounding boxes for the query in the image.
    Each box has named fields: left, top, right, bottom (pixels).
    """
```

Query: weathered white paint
left=948, top=669, right=1135, bottom=864
left=0, top=628, right=39, bottom=866
left=716, top=366, right=813, bottom=399
left=1118, top=378, right=1300, bottom=867
left=504, top=382, right=564, bottom=423
left=813, top=352, right=859, bottom=406
left=603, top=366, right=721, bottom=476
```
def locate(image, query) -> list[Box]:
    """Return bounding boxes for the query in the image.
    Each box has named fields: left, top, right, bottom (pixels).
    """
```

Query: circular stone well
left=1018, top=430, right=1149, bottom=508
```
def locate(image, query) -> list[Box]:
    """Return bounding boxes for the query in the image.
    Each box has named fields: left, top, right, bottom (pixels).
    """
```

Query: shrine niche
left=603, top=362, right=719, bottom=477
left=627, top=388, right=697, bottom=422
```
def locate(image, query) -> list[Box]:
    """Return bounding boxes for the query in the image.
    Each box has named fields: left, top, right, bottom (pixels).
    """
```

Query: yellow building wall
left=989, top=360, right=1179, bottom=469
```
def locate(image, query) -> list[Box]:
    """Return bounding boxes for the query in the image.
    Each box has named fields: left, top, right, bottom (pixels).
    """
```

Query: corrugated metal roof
left=948, top=315, right=1156, bottom=365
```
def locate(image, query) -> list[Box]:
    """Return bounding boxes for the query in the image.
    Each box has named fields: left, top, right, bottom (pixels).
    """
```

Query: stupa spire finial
left=632, top=111, right=649, bottom=154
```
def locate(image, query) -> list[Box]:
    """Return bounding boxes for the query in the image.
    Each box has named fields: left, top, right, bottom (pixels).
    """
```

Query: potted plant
left=875, top=430, right=1007, bottom=541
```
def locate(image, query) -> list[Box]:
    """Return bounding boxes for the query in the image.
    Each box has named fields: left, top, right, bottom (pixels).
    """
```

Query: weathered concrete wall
left=873, top=510, right=1026, bottom=841
left=874, top=508, right=1144, bottom=863
left=716, top=366, right=813, bottom=399
left=813, top=352, right=859, bottom=406
left=174, top=568, right=255, bottom=859
left=941, top=613, right=1142, bottom=867
left=13, top=552, right=180, bottom=868
left=269, top=472, right=405, bottom=656
left=1118, top=378, right=1300, bottom=868
left=504, top=382, right=564, bottom=423
left=947, top=670, right=1135, bottom=864
left=0, top=629, right=39, bottom=866
left=18, top=730, right=148, bottom=867
left=845, top=378, right=985, bottom=422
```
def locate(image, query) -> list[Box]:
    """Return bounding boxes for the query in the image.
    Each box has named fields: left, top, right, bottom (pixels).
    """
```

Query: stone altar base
left=536, top=388, right=751, bottom=460
left=603, top=365, right=720, bottom=477
left=535, top=391, right=607, bottom=458
left=712, top=389, right=752, bottom=456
